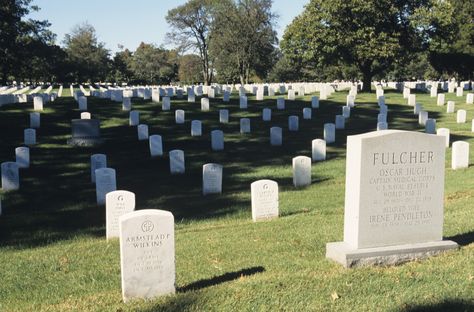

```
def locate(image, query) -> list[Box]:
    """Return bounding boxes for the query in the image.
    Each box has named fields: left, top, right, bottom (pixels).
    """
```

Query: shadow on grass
left=445, top=231, right=474, bottom=246
left=396, top=299, right=474, bottom=312
left=177, top=266, right=265, bottom=292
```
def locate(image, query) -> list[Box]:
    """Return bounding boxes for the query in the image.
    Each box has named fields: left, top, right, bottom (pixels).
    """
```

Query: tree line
left=1, top=0, right=473, bottom=88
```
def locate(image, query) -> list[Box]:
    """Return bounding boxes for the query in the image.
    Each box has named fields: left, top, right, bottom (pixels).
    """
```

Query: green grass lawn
left=0, top=87, right=473, bottom=311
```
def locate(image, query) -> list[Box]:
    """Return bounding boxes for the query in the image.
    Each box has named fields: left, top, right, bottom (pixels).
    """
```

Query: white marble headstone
left=240, top=118, right=251, bottom=134
left=119, top=209, right=175, bottom=302
left=162, top=97, right=171, bottom=111
left=81, top=112, right=91, bottom=119
left=122, top=97, right=132, bottom=111
left=335, top=115, right=345, bottom=130
left=452, top=141, right=469, bottom=169
left=251, top=179, right=278, bottom=222
left=312, top=139, right=326, bottom=161
left=436, top=128, right=450, bottom=147
left=219, top=109, right=229, bottom=123
left=24, top=128, right=36, bottom=146
left=437, top=94, right=445, bottom=106
left=175, top=110, right=185, bottom=124
left=30, top=112, right=40, bottom=128
left=169, top=150, right=185, bottom=174
left=456, top=110, right=466, bottom=123
left=15, top=147, right=30, bottom=169
left=303, top=108, right=312, bottom=120
left=201, top=98, right=210, bottom=111
left=292, top=156, right=311, bottom=187
left=1, top=162, right=19, bottom=191
left=240, top=96, right=247, bottom=109
left=288, top=116, right=299, bottom=131
left=33, top=96, right=44, bottom=111
left=191, top=120, right=202, bottom=136
left=149, top=135, right=163, bottom=157
left=446, top=101, right=455, bottom=113
left=311, top=96, right=319, bottom=108
left=262, top=108, right=271, bottom=121
left=277, top=97, right=285, bottom=110
left=324, top=123, right=335, bottom=144
left=202, top=163, right=223, bottom=195
left=211, top=130, right=224, bottom=151
left=270, top=127, right=282, bottom=146
left=91, top=154, right=107, bottom=183
left=106, top=190, right=135, bottom=239
left=95, top=168, right=117, bottom=205
left=137, top=124, right=149, bottom=141
left=129, top=111, right=139, bottom=126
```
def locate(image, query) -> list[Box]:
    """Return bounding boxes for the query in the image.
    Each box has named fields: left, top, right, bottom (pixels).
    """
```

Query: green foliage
left=178, top=54, right=203, bottom=84
left=0, top=0, right=59, bottom=83
left=129, top=43, right=178, bottom=85
left=281, top=0, right=431, bottom=90
left=108, top=49, right=134, bottom=84
left=63, top=23, right=110, bottom=83
left=166, top=0, right=218, bottom=85
left=210, top=0, right=278, bottom=84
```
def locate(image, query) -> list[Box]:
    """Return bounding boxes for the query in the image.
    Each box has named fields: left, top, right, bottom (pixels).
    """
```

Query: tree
left=166, top=0, right=217, bottom=85
left=63, top=23, right=110, bottom=82
left=108, top=48, right=134, bottom=84
left=129, top=43, right=178, bottom=85
left=210, top=0, right=278, bottom=84
left=0, top=0, right=54, bottom=84
left=281, top=0, right=432, bottom=92
left=178, top=54, right=203, bottom=84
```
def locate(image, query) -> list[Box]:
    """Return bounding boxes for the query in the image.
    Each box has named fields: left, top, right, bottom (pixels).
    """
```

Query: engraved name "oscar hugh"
left=373, top=151, right=434, bottom=166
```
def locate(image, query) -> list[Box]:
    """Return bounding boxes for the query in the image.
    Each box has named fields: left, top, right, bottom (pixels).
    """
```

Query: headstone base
left=326, top=240, right=458, bottom=268
left=67, top=137, right=104, bottom=147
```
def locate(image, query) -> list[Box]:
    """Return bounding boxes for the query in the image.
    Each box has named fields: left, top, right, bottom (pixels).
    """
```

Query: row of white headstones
left=1, top=83, right=472, bottom=302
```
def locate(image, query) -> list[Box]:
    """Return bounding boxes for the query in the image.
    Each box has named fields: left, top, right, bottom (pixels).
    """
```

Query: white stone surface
left=239, top=96, right=247, bottom=109
left=287, top=90, right=295, bottom=100
left=149, top=135, right=163, bottom=157
left=324, top=123, right=335, bottom=144
left=95, top=168, right=117, bottom=205
left=437, top=94, right=445, bottom=106
left=175, top=110, right=185, bottom=124
left=467, top=93, right=474, bottom=104
left=418, top=111, right=428, bottom=126
left=137, top=124, right=149, bottom=141
left=456, top=110, right=466, bottom=123
left=436, top=128, right=450, bottom=147
left=240, top=118, right=251, bottom=134
left=251, top=179, right=278, bottom=222
left=288, top=116, right=299, bottom=131
left=202, top=163, right=223, bottom=195
left=452, top=141, right=469, bottom=169
left=292, top=156, right=311, bottom=187
left=277, top=97, right=285, bottom=110
left=211, top=130, right=224, bottom=151
left=408, top=94, right=416, bottom=106
left=446, top=101, right=455, bottom=113
left=81, top=112, right=91, bottom=119
left=169, top=150, right=185, bottom=174
left=122, top=97, right=132, bottom=111
left=78, top=96, right=87, bottom=111
left=312, top=139, right=326, bottom=161
left=162, top=97, right=171, bottom=111
left=311, top=96, right=319, bottom=108
left=425, top=119, right=436, bottom=134
left=15, top=147, right=30, bottom=169
left=24, top=128, right=36, bottom=145
left=120, top=209, right=175, bottom=302
left=303, top=108, right=312, bottom=120
left=335, top=115, right=345, bottom=129
left=262, top=108, right=271, bottom=121
left=201, top=98, right=210, bottom=111
left=30, top=112, right=40, bottom=128
left=91, top=154, right=107, bottom=183
left=106, top=190, right=135, bottom=239
left=1, top=162, right=19, bottom=191
left=342, top=106, right=350, bottom=118
left=191, top=120, right=202, bottom=136
left=270, top=127, right=282, bottom=146
left=219, top=109, right=229, bottom=123
left=377, top=122, right=388, bottom=131
left=33, top=96, right=43, bottom=111
left=129, top=111, right=139, bottom=126
left=342, top=130, right=446, bottom=249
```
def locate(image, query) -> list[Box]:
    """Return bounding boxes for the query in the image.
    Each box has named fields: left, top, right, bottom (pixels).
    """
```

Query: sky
left=28, top=0, right=308, bottom=54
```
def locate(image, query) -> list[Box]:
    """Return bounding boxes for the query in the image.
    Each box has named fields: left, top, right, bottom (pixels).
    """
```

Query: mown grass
left=0, top=86, right=473, bottom=312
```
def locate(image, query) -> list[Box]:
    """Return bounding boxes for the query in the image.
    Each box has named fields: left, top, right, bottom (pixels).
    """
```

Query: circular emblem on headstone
left=117, top=195, right=124, bottom=201
left=141, top=220, right=154, bottom=232
left=263, top=184, right=269, bottom=190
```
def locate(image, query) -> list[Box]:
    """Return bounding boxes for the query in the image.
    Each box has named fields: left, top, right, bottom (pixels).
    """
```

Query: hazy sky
left=29, top=0, right=308, bottom=54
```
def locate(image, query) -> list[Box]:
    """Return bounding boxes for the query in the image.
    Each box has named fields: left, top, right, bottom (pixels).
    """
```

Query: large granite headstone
left=326, top=130, right=458, bottom=267
left=68, top=119, right=103, bottom=146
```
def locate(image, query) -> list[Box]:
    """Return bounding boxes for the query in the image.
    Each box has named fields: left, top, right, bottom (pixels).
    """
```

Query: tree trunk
left=361, top=70, right=372, bottom=92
